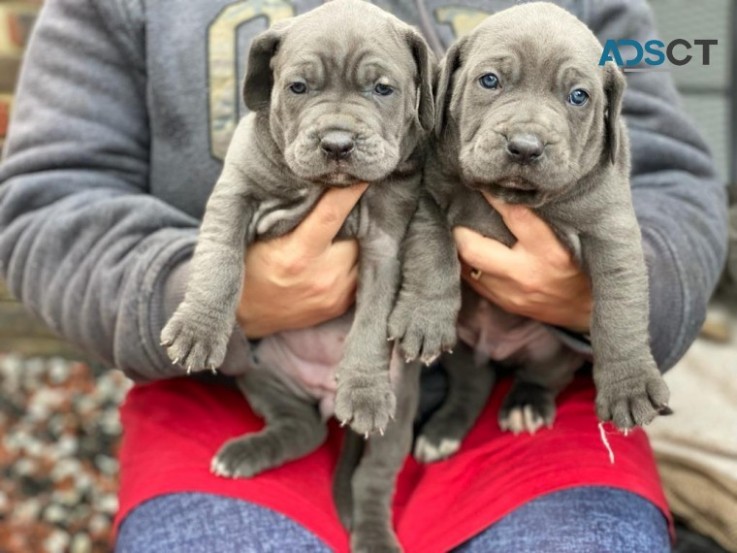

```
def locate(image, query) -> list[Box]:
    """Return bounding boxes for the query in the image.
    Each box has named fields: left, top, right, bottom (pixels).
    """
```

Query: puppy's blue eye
left=289, top=82, right=307, bottom=94
left=568, top=89, right=589, bottom=106
left=479, top=73, right=499, bottom=89
left=374, top=83, right=394, bottom=96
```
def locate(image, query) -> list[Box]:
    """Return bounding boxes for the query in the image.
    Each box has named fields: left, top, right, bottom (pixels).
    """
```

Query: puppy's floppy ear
left=603, top=62, right=626, bottom=164
left=243, top=20, right=292, bottom=112
left=435, top=36, right=467, bottom=138
left=404, top=28, right=436, bottom=132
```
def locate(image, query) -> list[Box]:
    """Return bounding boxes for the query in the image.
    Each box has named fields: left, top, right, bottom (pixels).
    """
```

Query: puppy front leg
left=335, top=228, right=403, bottom=436
left=581, top=218, right=670, bottom=429
left=388, top=191, right=461, bottom=364
left=161, top=166, right=254, bottom=372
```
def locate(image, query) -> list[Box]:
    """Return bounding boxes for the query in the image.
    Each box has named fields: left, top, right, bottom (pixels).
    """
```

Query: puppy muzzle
left=287, top=123, right=396, bottom=185
left=320, top=130, right=356, bottom=161
left=505, top=133, right=546, bottom=165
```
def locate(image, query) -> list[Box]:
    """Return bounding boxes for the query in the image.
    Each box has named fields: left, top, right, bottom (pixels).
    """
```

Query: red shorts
left=115, top=375, right=671, bottom=552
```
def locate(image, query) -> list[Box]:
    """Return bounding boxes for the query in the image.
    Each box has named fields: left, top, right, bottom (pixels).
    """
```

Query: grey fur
left=414, top=342, right=493, bottom=462
left=210, top=369, right=328, bottom=478
left=347, top=361, right=421, bottom=553
left=391, top=2, right=671, bottom=451
left=161, top=0, right=432, bottom=434
left=160, top=0, right=434, bottom=549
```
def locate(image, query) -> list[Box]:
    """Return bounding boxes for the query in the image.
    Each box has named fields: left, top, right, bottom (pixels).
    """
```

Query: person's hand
left=237, top=183, right=368, bottom=338
left=453, top=191, right=592, bottom=332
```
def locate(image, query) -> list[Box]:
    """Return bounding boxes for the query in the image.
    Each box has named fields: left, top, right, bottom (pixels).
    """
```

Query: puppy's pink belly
left=459, top=299, right=569, bottom=363
left=251, top=311, right=401, bottom=419
left=252, top=317, right=345, bottom=418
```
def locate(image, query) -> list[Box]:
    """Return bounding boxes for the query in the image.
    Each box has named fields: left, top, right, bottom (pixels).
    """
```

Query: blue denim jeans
left=115, top=486, right=670, bottom=552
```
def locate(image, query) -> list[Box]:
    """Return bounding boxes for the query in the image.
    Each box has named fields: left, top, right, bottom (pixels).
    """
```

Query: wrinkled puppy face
left=437, top=3, right=625, bottom=206
left=243, top=0, right=434, bottom=186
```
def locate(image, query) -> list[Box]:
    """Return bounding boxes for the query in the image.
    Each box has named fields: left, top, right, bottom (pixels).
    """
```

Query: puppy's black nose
left=320, top=131, right=355, bottom=160
left=506, top=134, right=544, bottom=164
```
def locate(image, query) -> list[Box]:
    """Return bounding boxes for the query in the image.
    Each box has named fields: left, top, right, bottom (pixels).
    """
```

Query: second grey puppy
left=390, top=3, right=671, bottom=454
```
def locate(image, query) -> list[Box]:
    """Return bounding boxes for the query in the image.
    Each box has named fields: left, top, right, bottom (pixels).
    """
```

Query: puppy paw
left=160, top=305, right=230, bottom=373
left=499, top=382, right=556, bottom=434
left=595, top=362, right=671, bottom=430
left=413, top=391, right=481, bottom=463
left=414, top=435, right=461, bottom=463
left=388, top=298, right=457, bottom=364
left=211, top=436, right=277, bottom=478
left=352, top=525, right=402, bottom=553
left=334, top=371, right=396, bottom=436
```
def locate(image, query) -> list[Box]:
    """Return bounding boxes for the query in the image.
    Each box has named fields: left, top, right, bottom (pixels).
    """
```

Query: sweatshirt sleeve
left=0, top=0, right=250, bottom=381
left=580, top=0, right=729, bottom=371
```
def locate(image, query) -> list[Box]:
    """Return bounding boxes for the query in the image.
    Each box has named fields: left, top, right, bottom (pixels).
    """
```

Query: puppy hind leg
left=499, top=346, right=579, bottom=435
left=499, top=381, right=557, bottom=435
left=333, top=430, right=365, bottom=530
left=414, top=342, right=494, bottom=463
left=211, top=370, right=327, bottom=478
left=350, top=362, right=421, bottom=553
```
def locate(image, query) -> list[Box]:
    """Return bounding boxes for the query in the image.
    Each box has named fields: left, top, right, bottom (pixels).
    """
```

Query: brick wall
left=0, top=281, right=79, bottom=356
left=0, top=1, right=42, bottom=149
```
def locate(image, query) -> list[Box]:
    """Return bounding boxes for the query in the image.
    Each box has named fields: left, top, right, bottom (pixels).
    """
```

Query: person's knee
left=458, top=487, right=670, bottom=553
left=115, top=493, right=330, bottom=553
left=542, top=491, right=670, bottom=553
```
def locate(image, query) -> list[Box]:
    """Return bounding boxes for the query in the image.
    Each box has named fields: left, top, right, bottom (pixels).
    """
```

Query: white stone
left=43, top=530, right=71, bottom=553
left=70, top=533, right=93, bottom=553
left=43, top=504, right=67, bottom=524
left=89, top=513, right=111, bottom=534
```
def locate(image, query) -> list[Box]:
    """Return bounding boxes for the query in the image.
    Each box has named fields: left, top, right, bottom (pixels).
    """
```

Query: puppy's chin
left=462, top=161, right=576, bottom=207
left=285, top=134, right=400, bottom=186
left=286, top=157, right=397, bottom=186
left=315, top=172, right=363, bottom=187
left=471, top=178, right=549, bottom=207
left=291, top=165, right=392, bottom=187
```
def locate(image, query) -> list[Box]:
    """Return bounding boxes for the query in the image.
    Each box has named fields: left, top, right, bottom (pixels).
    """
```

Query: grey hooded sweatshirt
left=0, top=0, right=728, bottom=381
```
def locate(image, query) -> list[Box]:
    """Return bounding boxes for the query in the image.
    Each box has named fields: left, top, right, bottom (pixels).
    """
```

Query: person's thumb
left=292, top=183, right=368, bottom=255
left=482, top=191, right=558, bottom=252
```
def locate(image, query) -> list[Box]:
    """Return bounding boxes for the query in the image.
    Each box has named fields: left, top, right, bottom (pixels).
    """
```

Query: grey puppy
left=160, top=0, right=433, bottom=549
left=389, top=2, right=672, bottom=456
